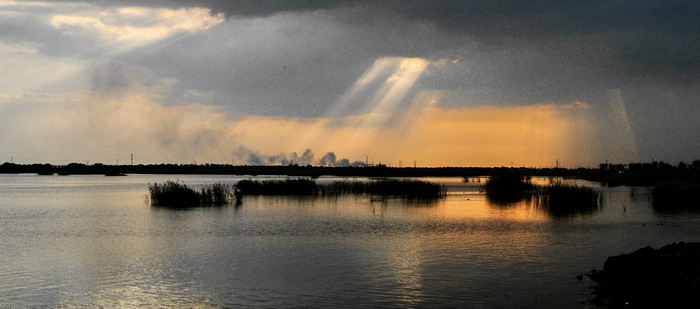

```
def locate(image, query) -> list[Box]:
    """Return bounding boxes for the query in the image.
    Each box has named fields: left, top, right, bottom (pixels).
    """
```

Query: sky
left=0, top=0, right=698, bottom=167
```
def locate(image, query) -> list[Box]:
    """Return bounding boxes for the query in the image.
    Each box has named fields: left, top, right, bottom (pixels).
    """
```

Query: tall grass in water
left=235, top=179, right=316, bottom=195
left=199, top=183, right=231, bottom=205
left=149, top=181, right=232, bottom=207
left=535, top=181, right=602, bottom=217
left=318, top=180, right=446, bottom=198
left=483, top=176, right=601, bottom=216
left=483, top=175, right=536, bottom=194
left=234, top=179, right=446, bottom=198
left=483, top=175, right=535, bottom=205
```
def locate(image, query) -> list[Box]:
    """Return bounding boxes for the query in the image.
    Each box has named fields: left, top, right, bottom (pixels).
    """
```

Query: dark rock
left=589, top=242, right=700, bottom=308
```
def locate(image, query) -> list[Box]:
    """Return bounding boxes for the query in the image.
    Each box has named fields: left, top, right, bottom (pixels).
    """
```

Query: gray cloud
left=124, top=0, right=698, bottom=114
left=45, top=1, right=699, bottom=82
left=123, top=10, right=454, bottom=117
left=391, top=1, right=698, bottom=82
left=0, top=8, right=91, bottom=57
left=206, top=0, right=700, bottom=82
left=3, top=1, right=699, bottom=164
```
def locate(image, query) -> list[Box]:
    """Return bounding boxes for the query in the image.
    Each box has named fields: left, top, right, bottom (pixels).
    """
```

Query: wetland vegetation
left=535, top=181, right=602, bottom=217
left=5, top=158, right=699, bottom=210
left=149, top=178, right=446, bottom=206
left=483, top=175, right=602, bottom=216
left=235, top=178, right=446, bottom=198
left=148, top=181, right=233, bottom=207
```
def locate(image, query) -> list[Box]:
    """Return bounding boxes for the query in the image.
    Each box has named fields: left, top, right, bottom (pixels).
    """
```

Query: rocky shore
left=587, top=242, right=700, bottom=308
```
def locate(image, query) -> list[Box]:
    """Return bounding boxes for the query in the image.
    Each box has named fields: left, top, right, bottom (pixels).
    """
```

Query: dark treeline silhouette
left=592, top=160, right=700, bottom=209
left=0, top=162, right=596, bottom=178
left=1, top=160, right=698, bottom=187
left=592, top=160, right=700, bottom=186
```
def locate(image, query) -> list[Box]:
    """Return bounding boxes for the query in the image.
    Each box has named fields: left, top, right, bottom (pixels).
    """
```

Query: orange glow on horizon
left=232, top=99, right=596, bottom=167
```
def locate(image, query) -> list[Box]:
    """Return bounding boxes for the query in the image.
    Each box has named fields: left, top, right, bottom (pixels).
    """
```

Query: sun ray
left=288, top=57, right=429, bottom=156
left=341, top=58, right=428, bottom=157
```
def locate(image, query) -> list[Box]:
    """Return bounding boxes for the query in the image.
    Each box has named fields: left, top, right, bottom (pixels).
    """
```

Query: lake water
left=1, top=174, right=699, bottom=308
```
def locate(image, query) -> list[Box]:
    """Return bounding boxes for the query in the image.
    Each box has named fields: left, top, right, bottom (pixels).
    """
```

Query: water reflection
left=484, top=180, right=604, bottom=220
left=652, top=197, right=700, bottom=215
left=2, top=174, right=700, bottom=308
left=485, top=191, right=528, bottom=206
left=485, top=192, right=604, bottom=219
left=532, top=196, right=602, bottom=219
left=151, top=199, right=242, bottom=211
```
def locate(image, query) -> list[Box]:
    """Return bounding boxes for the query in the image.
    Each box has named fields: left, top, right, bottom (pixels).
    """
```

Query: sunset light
left=2, top=2, right=699, bottom=308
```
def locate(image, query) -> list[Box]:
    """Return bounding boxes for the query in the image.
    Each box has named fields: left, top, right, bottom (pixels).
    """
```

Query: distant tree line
left=0, top=160, right=698, bottom=186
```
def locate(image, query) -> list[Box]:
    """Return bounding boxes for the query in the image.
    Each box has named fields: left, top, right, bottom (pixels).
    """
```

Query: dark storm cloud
left=393, top=1, right=698, bottom=37
left=396, top=1, right=699, bottom=82
left=67, top=0, right=699, bottom=82
left=165, top=0, right=365, bottom=17
left=204, top=0, right=699, bottom=82
left=59, top=0, right=367, bottom=16
left=76, top=0, right=698, bottom=38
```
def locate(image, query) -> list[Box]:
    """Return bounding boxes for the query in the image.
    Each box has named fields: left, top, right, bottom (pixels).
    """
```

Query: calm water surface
left=1, top=174, right=699, bottom=308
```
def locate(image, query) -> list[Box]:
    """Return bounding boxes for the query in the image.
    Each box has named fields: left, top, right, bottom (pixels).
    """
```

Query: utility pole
left=130, top=154, right=133, bottom=165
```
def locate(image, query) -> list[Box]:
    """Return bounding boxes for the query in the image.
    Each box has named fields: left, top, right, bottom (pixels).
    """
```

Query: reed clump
left=483, top=175, right=536, bottom=194
left=318, top=180, right=446, bottom=198
left=234, top=179, right=446, bottom=198
left=483, top=176, right=602, bottom=216
left=483, top=175, right=536, bottom=205
left=235, top=179, right=316, bottom=195
left=149, top=181, right=233, bottom=207
left=535, top=181, right=601, bottom=216
left=315, top=181, right=368, bottom=195
left=199, top=183, right=232, bottom=205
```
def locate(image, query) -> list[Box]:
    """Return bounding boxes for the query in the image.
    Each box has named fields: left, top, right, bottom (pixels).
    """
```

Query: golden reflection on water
left=376, top=236, right=426, bottom=306
left=426, top=197, right=547, bottom=222
left=3, top=174, right=688, bottom=308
